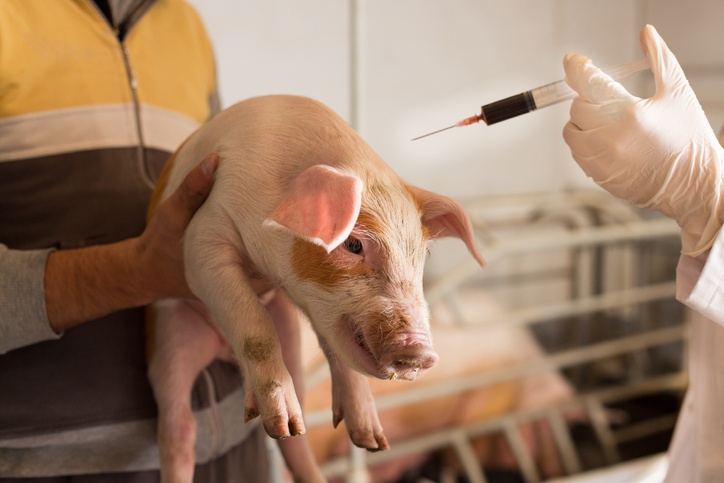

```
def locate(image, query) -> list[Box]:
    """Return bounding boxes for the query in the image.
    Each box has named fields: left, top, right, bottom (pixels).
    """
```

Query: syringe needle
left=411, top=124, right=457, bottom=141
left=412, top=114, right=482, bottom=141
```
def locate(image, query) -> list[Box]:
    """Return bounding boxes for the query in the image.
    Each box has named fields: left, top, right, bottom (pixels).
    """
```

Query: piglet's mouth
left=354, top=330, right=374, bottom=360
left=343, top=316, right=438, bottom=381
left=343, top=315, right=385, bottom=378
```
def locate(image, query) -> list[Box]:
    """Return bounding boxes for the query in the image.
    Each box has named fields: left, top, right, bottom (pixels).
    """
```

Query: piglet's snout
left=353, top=297, right=438, bottom=381
left=380, top=344, right=439, bottom=381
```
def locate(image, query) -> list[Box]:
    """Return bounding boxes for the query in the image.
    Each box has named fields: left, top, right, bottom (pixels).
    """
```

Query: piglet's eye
left=343, top=236, right=363, bottom=255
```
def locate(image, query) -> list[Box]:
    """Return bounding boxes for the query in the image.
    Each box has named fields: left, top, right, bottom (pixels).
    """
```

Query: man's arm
left=45, top=154, right=218, bottom=333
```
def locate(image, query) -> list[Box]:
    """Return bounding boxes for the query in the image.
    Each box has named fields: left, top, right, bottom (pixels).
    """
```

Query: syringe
left=412, top=57, right=650, bottom=141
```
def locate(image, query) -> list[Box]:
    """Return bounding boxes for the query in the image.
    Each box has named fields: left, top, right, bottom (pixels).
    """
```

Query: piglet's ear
left=408, top=185, right=485, bottom=267
left=264, top=165, right=363, bottom=252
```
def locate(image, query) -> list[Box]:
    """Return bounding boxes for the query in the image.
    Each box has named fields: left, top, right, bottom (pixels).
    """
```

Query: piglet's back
left=225, top=95, right=395, bottom=181
left=160, top=95, right=400, bottom=223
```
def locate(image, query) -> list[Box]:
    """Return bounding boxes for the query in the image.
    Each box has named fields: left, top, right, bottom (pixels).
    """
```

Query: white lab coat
left=664, top=232, right=724, bottom=482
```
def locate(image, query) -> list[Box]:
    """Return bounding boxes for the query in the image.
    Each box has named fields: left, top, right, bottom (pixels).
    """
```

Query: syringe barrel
left=480, top=91, right=536, bottom=125
left=529, top=80, right=575, bottom=109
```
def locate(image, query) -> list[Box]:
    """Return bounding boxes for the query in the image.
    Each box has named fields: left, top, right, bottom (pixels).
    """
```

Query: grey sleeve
left=0, top=244, right=61, bottom=354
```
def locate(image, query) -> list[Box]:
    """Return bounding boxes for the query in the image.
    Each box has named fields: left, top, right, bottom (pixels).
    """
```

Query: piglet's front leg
left=184, top=220, right=305, bottom=440
left=237, top=323, right=304, bottom=440
left=267, top=293, right=326, bottom=482
left=319, top=338, right=389, bottom=452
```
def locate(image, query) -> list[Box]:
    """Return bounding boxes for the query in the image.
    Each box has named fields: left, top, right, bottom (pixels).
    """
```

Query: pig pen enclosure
left=274, top=189, right=687, bottom=483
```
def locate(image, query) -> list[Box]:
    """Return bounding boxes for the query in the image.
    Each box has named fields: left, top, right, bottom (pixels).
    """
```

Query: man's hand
left=135, top=153, right=219, bottom=300
left=45, top=154, right=219, bottom=333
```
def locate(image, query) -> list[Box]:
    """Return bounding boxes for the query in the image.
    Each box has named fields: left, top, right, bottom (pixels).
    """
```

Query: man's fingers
left=173, top=153, right=219, bottom=220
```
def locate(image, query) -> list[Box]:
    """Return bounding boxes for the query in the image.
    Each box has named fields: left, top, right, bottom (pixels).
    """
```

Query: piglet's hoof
left=264, top=415, right=306, bottom=440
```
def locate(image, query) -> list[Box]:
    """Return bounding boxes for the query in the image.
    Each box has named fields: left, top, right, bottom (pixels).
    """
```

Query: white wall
left=186, top=0, right=352, bottom=119
left=188, top=0, right=724, bottom=202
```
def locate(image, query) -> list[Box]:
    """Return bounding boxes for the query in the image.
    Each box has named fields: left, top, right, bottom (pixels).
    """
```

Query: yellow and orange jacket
left=0, top=0, right=255, bottom=476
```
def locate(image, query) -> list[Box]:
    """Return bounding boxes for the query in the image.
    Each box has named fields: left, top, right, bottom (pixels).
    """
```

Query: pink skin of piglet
left=146, top=94, right=485, bottom=483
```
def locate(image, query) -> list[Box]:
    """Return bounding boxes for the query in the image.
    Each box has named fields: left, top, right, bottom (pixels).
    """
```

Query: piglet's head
left=264, top=164, right=484, bottom=381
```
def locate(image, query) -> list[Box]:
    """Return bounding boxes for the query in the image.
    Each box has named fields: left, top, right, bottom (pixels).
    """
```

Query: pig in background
left=145, top=95, right=484, bottom=482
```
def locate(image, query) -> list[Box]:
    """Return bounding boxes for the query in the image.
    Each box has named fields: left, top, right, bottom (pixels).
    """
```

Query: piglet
left=146, top=95, right=484, bottom=482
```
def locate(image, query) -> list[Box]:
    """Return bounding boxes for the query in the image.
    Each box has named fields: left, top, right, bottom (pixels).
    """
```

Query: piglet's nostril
left=393, top=352, right=437, bottom=370
left=385, top=347, right=439, bottom=381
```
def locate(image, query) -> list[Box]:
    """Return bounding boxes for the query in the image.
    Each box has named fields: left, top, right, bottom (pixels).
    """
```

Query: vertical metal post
left=348, top=0, right=364, bottom=132
left=503, top=422, right=540, bottom=483
left=345, top=445, right=371, bottom=483
left=451, top=431, right=488, bottom=483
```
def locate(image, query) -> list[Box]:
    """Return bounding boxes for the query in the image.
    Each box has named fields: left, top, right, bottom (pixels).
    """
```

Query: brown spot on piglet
left=290, top=238, right=372, bottom=288
left=244, top=337, right=275, bottom=362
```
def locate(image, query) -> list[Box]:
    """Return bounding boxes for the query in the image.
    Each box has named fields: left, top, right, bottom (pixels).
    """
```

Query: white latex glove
left=563, top=24, right=724, bottom=256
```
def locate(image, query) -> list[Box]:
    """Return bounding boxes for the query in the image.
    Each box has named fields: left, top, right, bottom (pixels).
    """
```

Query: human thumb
left=639, top=24, right=689, bottom=99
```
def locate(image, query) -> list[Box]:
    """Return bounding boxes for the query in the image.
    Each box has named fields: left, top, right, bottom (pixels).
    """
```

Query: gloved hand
left=563, top=24, right=724, bottom=256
